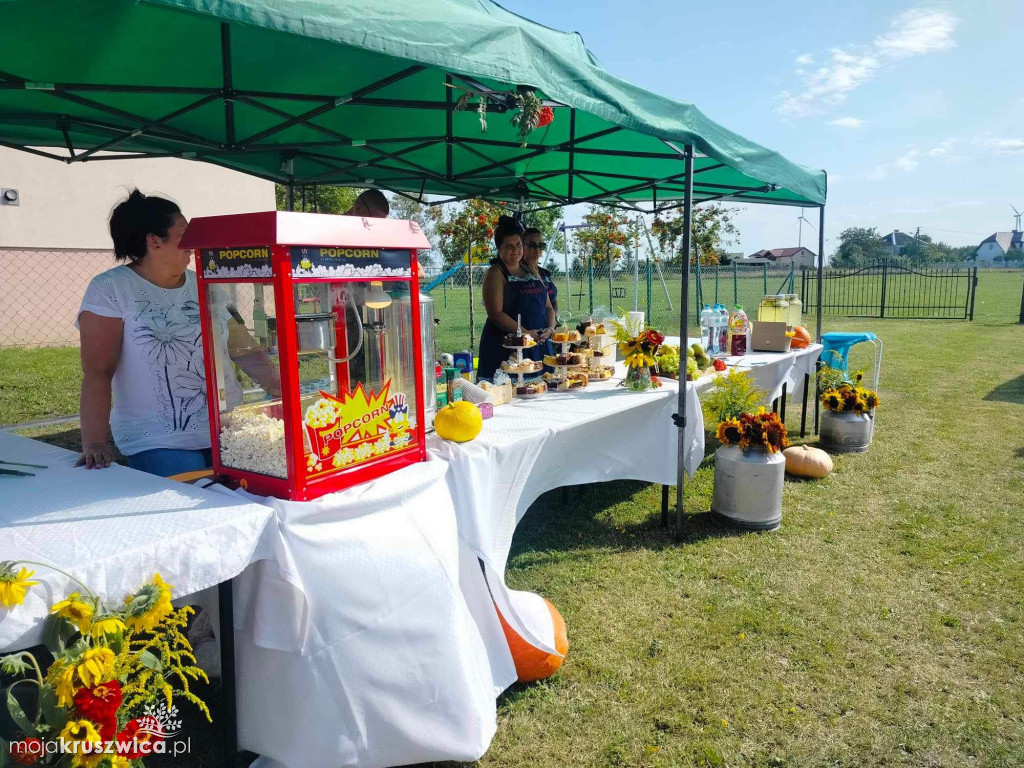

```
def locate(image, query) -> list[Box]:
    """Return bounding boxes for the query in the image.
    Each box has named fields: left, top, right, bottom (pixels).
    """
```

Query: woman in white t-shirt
left=77, top=190, right=277, bottom=477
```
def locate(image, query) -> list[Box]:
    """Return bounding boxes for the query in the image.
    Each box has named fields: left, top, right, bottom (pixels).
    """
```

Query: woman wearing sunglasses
left=475, top=217, right=555, bottom=382
left=522, top=227, right=558, bottom=315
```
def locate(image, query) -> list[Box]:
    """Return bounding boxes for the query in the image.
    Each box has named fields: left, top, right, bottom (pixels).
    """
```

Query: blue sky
left=504, top=0, right=1024, bottom=256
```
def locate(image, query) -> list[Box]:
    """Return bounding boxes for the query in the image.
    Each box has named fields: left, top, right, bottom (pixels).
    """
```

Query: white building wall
left=975, top=242, right=1004, bottom=262
left=0, top=147, right=275, bottom=249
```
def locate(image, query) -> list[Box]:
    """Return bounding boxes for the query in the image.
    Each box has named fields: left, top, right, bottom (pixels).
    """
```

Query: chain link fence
left=0, top=248, right=118, bottom=348
left=422, top=259, right=800, bottom=353
left=0, top=250, right=800, bottom=353
left=4, top=247, right=1020, bottom=355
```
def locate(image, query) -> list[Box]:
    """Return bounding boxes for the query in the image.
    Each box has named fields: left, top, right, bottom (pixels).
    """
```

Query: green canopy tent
left=0, top=0, right=827, bottom=528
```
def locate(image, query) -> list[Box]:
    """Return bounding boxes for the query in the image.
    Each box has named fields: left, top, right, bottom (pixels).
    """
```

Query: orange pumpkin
left=783, top=445, right=832, bottom=478
left=790, top=325, right=811, bottom=349
left=497, top=597, right=569, bottom=682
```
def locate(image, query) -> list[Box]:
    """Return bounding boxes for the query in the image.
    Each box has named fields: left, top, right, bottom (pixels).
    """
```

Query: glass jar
left=757, top=295, right=789, bottom=323
left=624, top=365, right=654, bottom=392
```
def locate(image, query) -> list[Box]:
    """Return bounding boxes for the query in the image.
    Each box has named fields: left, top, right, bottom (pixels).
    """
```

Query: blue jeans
left=127, top=448, right=213, bottom=478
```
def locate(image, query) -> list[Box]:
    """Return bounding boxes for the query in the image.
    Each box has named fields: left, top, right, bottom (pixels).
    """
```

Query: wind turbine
left=1012, top=204, right=1022, bottom=232
left=796, top=208, right=816, bottom=247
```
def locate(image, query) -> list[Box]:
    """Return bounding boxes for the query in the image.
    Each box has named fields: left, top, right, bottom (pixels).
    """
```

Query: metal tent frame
left=0, top=8, right=828, bottom=536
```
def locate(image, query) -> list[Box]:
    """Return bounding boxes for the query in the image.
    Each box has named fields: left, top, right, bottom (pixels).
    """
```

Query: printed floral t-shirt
left=77, top=266, right=239, bottom=456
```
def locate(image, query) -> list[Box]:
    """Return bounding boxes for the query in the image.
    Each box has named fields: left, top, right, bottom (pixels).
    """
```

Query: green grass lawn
left=469, top=313, right=1024, bottom=768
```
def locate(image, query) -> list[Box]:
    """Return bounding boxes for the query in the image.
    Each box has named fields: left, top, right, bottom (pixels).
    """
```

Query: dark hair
left=522, top=227, right=543, bottom=239
left=351, top=188, right=389, bottom=217
left=494, top=214, right=525, bottom=250
left=108, top=189, right=182, bottom=262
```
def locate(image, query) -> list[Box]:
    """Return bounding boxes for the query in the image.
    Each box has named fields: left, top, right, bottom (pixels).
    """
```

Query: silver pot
left=820, top=409, right=873, bottom=453
left=711, top=444, right=785, bottom=531
left=295, top=312, right=336, bottom=352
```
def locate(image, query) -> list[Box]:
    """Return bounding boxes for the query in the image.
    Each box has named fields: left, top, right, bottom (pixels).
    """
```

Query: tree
left=428, top=199, right=506, bottom=268
left=831, top=227, right=890, bottom=267
left=522, top=203, right=563, bottom=248
left=572, top=205, right=636, bottom=266
left=900, top=237, right=934, bottom=266
left=428, top=199, right=564, bottom=269
left=389, top=195, right=437, bottom=271
left=651, top=204, right=738, bottom=266
left=274, top=184, right=359, bottom=214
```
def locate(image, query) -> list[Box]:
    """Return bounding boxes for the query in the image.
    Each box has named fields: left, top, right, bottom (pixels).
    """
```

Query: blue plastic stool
left=819, top=332, right=882, bottom=391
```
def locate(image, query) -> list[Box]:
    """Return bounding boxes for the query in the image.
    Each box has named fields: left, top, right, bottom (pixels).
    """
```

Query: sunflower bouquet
left=819, top=369, right=881, bottom=416
left=618, top=328, right=665, bottom=392
left=0, top=561, right=210, bottom=766
left=618, top=328, right=665, bottom=369
left=715, top=409, right=791, bottom=454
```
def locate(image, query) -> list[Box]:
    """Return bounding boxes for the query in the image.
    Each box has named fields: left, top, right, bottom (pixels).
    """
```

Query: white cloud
left=893, top=149, right=920, bottom=172
left=927, top=139, right=956, bottom=158
left=870, top=139, right=962, bottom=179
left=830, top=117, right=865, bottom=128
left=777, top=50, right=879, bottom=118
left=874, top=9, right=958, bottom=59
left=777, top=8, right=958, bottom=118
left=986, top=138, right=1024, bottom=154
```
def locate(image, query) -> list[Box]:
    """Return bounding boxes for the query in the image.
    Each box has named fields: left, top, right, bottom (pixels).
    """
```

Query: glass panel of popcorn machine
left=206, top=284, right=288, bottom=478
left=297, top=280, right=418, bottom=478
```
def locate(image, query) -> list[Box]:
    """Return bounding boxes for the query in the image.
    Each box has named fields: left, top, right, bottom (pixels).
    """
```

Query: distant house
left=975, top=231, right=1023, bottom=262
left=737, top=247, right=817, bottom=269
left=879, top=230, right=916, bottom=255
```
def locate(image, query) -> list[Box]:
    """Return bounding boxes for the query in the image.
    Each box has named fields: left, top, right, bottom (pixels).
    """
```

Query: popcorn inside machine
left=180, top=211, right=431, bottom=500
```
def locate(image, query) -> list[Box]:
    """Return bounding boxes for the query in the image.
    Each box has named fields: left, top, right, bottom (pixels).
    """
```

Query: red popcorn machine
left=180, top=211, right=432, bottom=500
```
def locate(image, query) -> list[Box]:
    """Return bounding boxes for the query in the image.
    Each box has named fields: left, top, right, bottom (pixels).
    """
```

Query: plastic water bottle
left=715, top=303, right=729, bottom=356
left=699, top=305, right=713, bottom=351
left=728, top=305, right=749, bottom=356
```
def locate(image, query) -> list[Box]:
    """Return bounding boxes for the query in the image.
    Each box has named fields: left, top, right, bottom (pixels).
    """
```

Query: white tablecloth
left=428, top=364, right=702, bottom=580
left=227, top=458, right=498, bottom=768
left=670, top=337, right=822, bottom=402
left=0, top=431, right=276, bottom=651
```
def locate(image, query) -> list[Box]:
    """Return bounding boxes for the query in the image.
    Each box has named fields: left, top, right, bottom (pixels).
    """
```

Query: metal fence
left=421, top=259, right=799, bottom=353
left=799, top=261, right=978, bottom=320
left=0, top=249, right=1012, bottom=354
left=0, top=248, right=116, bottom=348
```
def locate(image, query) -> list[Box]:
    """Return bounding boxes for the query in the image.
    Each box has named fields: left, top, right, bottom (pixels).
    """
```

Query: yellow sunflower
left=0, top=565, right=38, bottom=607
left=715, top=418, right=744, bottom=446
left=863, top=391, right=880, bottom=410
left=59, top=720, right=103, bottom=768
left=76, top=647, right=115, bottom=688
left=52, top=593, right=95, bottom=633
left=89, top=614, right=126, bottom=641
left=124, top=573, right=174, bottom=633
left=53, top=662, right=80, bottom=707
left=624, top=349, right=656, bottom=368
left=762, top=422, right=790, bottom=453
left=821, top=390, right=842, bottom=411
